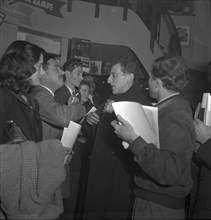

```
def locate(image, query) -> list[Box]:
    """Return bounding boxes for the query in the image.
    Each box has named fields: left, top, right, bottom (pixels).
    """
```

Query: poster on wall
left=102, top=61, right=112, bottom=75
left=89, top=60, right=102, bottom=75
left=176, top=25, right=191, bottom=47
left=70, top=38, right=91, bottom=73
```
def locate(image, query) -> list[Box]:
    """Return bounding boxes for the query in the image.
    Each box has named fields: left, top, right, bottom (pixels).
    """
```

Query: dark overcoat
left=82, top=82, right=150, bottom=220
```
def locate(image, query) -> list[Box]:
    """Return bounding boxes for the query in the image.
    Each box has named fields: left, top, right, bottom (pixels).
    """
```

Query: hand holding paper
left=63, top=147, right=74, bottom=164
left=194, top=93, right=211, bottom=126
left=79, top=106, right=97, bottom=124
left=111, top=115, right=139, bottom=148
left=61, top=121, right=81, bottom=164
left=112, top=101, right=159, bottom=149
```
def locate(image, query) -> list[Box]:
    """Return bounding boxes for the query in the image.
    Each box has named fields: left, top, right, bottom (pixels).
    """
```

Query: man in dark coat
left=188, top=120, right=211, bottom=219
left=81, top=56, right=150, bottom=220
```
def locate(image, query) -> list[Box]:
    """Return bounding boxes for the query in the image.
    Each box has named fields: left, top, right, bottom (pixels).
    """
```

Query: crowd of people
left=0, top=40, right=211, bottom=220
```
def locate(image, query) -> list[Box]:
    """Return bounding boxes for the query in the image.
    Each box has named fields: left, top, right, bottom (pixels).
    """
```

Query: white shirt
left=65, top=83, right=74, bottom=95
left=157, top=92, right=180, bottom=104
left=40, top=85, right=54, bottom=97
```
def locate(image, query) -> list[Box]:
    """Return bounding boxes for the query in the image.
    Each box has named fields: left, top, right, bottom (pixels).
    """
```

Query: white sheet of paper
left=86, top=106, right=97, bottom=115
left=61, top=121, right=81, bottom=149
left=112, top=101, right=159, bottom=149
left=194, top=102, right=201, bottom=120
left=142, top=105, right=159, bottom=148
left=61, top=121, right=82, bottom=165
left=204, top=93, right=211, bottom=126
left=79, top=106, right=97, bottom=124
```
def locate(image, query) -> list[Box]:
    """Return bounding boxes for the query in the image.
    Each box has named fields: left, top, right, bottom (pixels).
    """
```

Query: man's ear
left=39, top=68, right=47, bottom=80
left=39, top=66, right=45, bottom=76
left=156, top=78, right=163, bottom=88
left=65, top=70, right=70, bottom=76
left=127, top=73, right=134, bottom=82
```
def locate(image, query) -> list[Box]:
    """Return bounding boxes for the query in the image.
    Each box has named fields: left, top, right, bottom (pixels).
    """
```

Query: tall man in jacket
left=81, top=56, right=151, bottom=220
left=30, top=54, right=86, bottom=139
left=111, top=56, right=195, bottom=220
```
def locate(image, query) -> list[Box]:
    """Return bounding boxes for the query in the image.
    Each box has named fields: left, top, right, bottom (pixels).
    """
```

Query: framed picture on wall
left=102, top=61, right=112, bottom=75
left=176, top=25, right=191, bottom=46
left=68, top=37, right=91, bottom=73
left=89, top=60, right=102, bottom=75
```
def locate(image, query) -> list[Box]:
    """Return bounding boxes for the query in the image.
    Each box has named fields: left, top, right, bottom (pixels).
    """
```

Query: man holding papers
left=81, top=56, right=151, bottom=220
left=111, top=56, right=195, bottom=220
left=30, top=54, right=86, bottom=139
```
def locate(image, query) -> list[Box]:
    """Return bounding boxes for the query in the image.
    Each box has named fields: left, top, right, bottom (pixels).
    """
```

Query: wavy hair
left=150, top=55, right=189, bottom=91
left=111, top=56, right=144, bottom=82
left=0, top=40, right=45, bottom=94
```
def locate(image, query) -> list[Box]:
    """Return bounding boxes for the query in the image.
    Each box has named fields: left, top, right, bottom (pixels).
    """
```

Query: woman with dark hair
left=0, top=40, right=45, bottom=142
left=0, top=41, right=70, bottom=219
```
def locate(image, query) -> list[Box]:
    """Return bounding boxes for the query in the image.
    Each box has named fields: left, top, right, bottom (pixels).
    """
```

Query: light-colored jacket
left=0, top=140, right=66, bottom=219
left=30, top=86, right=86, bottom=139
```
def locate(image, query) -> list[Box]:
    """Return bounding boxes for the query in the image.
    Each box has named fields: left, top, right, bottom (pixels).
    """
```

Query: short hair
left=150, top=55, right=188, bottom=91
left=79, top=80, right=90, bottom=89
left=42, top=53, right=59, bottom=70
left=0, top=40, right=45, bottom=94
left=111, top=56, right=141, bottom=81
left=63, top=58, right=83, bottom=72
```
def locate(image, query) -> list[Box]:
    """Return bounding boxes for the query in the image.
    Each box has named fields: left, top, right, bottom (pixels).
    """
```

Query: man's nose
left=107, top=75, right=111, bottom=83
left=59, top=68, right=65, bottom=75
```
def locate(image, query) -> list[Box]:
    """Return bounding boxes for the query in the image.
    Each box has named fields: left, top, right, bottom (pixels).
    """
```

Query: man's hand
left=86, top=112, right=100, bottom=125
left=111, top=114, right=138, bottom=145
left=68, top=93, right=80, bottom=105
left=103, top=99, right=114, bottom=113
left=63, top=147, right=74, bottom=164
left=194, top=119, right=211, bottom=145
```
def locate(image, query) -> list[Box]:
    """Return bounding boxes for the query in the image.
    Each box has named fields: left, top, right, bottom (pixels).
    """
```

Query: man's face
left=43, top=58, right=64, bottom=91
left=79, top=84, right=90, bottom=102
left=148, top=72, right=158, bottom=100
left=66, top=65, right=83, bottom=88
left=107, top=63, right=132, bottom=95
left=28, top=54, right=43, bottom=86
left=83, top=75, right=95, bottom=94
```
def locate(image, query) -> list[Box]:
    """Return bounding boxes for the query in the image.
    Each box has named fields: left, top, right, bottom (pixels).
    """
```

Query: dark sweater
left=0, top=88, right=42, bottom=143
left=129, top=94, right=195, bottom=209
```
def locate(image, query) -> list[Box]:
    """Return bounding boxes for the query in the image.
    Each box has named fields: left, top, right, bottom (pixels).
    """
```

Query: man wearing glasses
left=30, top=54, right=86, bottom=140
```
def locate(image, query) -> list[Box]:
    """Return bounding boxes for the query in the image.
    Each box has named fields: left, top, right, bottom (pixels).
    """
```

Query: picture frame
left=176, top=25, right=191, bottom=47
left=89, top=60, right=102, bottom=75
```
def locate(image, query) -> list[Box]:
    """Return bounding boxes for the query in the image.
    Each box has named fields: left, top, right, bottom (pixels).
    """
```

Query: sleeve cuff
left=128, top=136, right=148, bottom=155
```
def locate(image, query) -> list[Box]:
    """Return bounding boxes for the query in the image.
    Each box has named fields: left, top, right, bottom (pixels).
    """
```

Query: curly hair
left=63, top=58, right=82, bottom=72
left=0, top=41, right=45, bottom=95
left=111, top=56, right=145, bottom=81
left=150, top=55, right=189, bottom=91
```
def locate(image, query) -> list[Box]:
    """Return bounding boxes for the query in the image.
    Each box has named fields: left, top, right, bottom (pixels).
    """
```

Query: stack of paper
left=112, top=101, right=159, bottom=149
left=195, top=93, right=211, bottom=126
left=61, top=121, right=81, bottom=164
